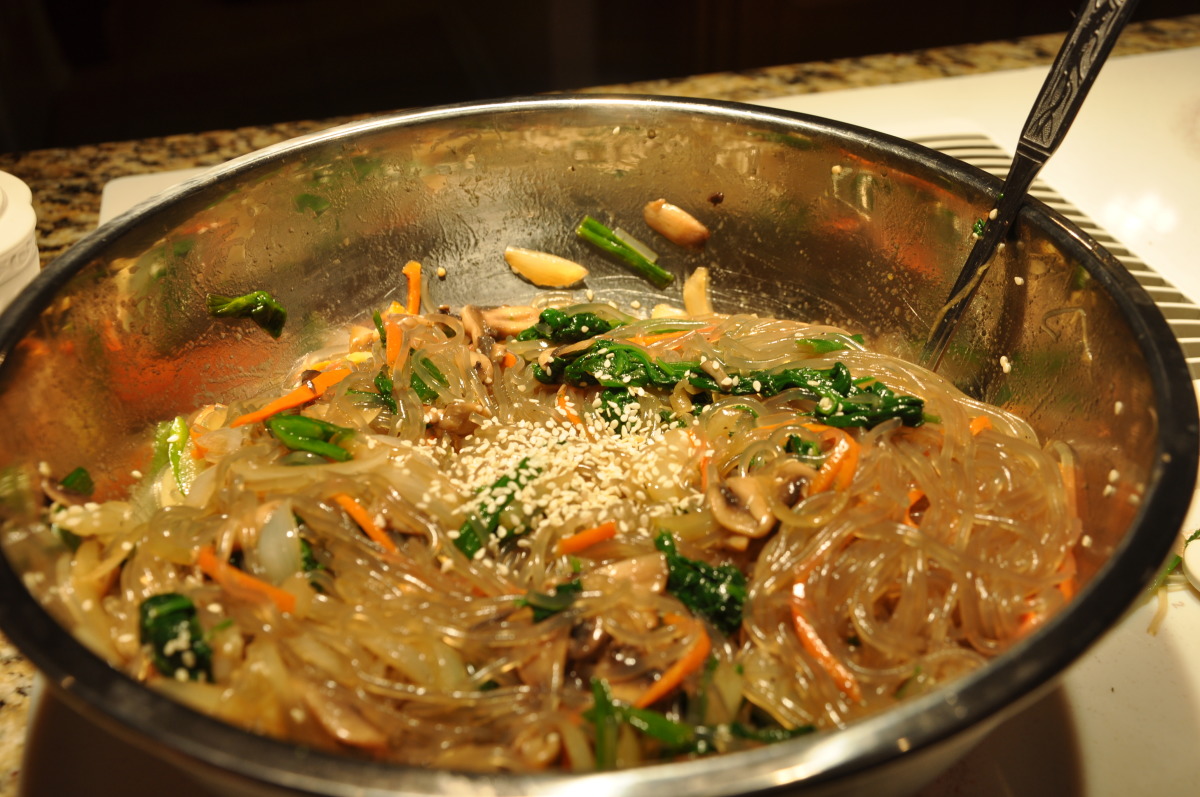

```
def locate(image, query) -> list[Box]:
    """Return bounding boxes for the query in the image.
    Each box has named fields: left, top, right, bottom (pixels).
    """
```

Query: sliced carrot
left=904, top=488, right=925, bottom=527
left=330, top=492, right=398, bottom=554
left=501, top=351, right=518, bottom=368
left=790, top=589, right=861, bottom=702
left=557, top=521, right=618, bottom=556
left=805, top=426, right=859, bottom=493
left=189, top=424, right=210, bottom=460
left=384, top=316, right=403, bottom=370
left=556, top=387, right=583, bottom=425
left=1056, top=549, right=1079, bottom=602
left=403, top=260, right=422, bottom=315
left=969, top=415, right=993, bottom=435
left=633, top=617, right=712, bottom=709
left=230, top=368, right=352, bottom=427
left=196, top=545, right=296, bottom=614
left=626, top=325, right=717, bottom=348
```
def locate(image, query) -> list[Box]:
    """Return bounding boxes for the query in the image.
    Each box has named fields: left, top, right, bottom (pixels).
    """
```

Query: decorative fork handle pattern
left=921, top=0, right=1140, bottom=369
left=1022, top=0, right=1140, bottom=157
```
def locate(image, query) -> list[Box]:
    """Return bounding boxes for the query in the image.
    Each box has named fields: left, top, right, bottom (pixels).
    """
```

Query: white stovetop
left=27, top=45, right=1200, bottom=797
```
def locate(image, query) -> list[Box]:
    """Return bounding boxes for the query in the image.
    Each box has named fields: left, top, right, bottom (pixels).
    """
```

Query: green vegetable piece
left=373, top=368, right=398, bottom=414
left=590, top=678, right=621, bottom=771
left=514, top=307, right=620, bottom=343
left=139, top=593, right=213, bottom=681
left=299, top=537, right=324, bottom=573
left=265, top=415, right=353, bottom=462
left=372, top=309, right=387, bottom=347
left=596, top=387, right=640, bottom=433
left=455, top=458, right=542, bottom=558
left=154, top=416, right=197, bottom=496
left=728, top=721, right=815, bottom=743
left=206, top=291, right=288, bottom=338
left=533, top=339, right=924, bottom=429
left=51, top=524, right=83, bottom=552
left=654, top=532, right=747, bottom=635
left=621, top=705, right=696, bottom=749
left=972, top=218, right=986, bottom=237
left=59, top=466, right=94, bottom=497
left=795, top=333, right=864, bottom=356
left=518, top=580, right=583, bottom=622
left=294, top=193, right=331, bottom=215
left=1150, top=528, right=1200, bottom=591
left=410, top=372, right=439, bottom=403
left=577, top=215, right=675, bottom=288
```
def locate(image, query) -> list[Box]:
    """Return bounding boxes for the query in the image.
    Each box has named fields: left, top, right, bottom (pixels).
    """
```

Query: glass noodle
left=12, top=295, right=1081, bottom=772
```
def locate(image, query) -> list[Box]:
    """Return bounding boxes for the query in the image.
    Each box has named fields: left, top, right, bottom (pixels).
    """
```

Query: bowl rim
left=0, top=93, right=1195, bottom=796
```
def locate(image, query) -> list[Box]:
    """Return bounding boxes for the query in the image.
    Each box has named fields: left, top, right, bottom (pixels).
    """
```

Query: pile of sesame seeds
left=439, top=411, right=703, bottom=562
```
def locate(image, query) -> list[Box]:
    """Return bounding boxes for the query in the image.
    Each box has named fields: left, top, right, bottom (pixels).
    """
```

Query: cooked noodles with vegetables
left=13, top=292, right=1082, bottom=772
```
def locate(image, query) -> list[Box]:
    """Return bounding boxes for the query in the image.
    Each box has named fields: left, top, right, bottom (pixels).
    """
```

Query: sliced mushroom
left=434, top=399, right=487, bottom=436
left=709, top=476, right=775, bottom=537
left=479, top=305, right=539, bottom=338
left=460, top=304, right=486, bottom=345
left=537, top=337, right=597, bottom=373
left=568, top=616, right=609, bottom=662
left=772, top=459, right=819, bottom=507
left=469, top=349, right=495, bottom=385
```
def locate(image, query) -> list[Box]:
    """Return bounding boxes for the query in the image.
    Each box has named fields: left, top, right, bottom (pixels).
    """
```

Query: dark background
left=1, top=0, right=1195, bottom=152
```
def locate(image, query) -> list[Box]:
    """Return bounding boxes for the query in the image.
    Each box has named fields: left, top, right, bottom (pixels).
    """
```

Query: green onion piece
left=517, top=580, right=583, bottom=622
left=728, top=721, right=815, bottom=743
left=265, top=415, right=353, bottom=462
left=577, top=215, right=674, bottom=288
left=590, top=678, right=620, bottom=771
left=154, top=416, right=197, bottom=496
left=58, top=466, right=94, bottom=497
left=373, top=310, right=387, bottom=347
left=622, top=705, right=695, bottom=748
left=206, top=291, right=288, bottom=338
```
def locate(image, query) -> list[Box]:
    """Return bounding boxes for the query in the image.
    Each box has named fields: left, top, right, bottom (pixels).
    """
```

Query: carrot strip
left=1056, top=549, right=1079, bottom=601
left=633, top=618, right=712, bottom=709
left=384, top=317, right=403, bottom=370
left=556, top=387, right=583, bottom=425
left=790, top=590, right=862, bottom=701
left=557, top=521, right=617, bottom=556
left=904, top=488, right=925, bottom=527
left=230, top=368, right=352, bottom=427
left=807, top=427, right=859, bottom=493
left=331, top=492, right=398, bottom=554
left=189, top=424, right=209, bottom=460
left=501, top=352, right=518, bottom=368
left=626, top=325, right=717, bottom=348
left=969, top=415, right=993, bottom=435
left=403, top=260, right=422, bottom=315
left=196, top=545, right=296, bottom=614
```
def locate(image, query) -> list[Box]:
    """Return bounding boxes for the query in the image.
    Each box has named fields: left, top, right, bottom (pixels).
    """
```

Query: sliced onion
left=258, top=499, right=303, bottom=585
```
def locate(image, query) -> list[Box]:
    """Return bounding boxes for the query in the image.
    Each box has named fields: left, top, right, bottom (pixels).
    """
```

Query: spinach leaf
left=515, top=307, right=621, bottom=343
left=654, top=532, right=747, bottom=635
left=139, top=593, right=213, bottom=681
left=455, top=458, right=543, bottom=558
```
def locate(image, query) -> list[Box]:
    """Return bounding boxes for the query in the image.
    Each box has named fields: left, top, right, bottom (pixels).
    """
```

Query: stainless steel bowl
left=0, top=96, right=1194, bottom=796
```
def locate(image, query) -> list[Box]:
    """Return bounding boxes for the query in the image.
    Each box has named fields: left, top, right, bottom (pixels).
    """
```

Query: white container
left=0, top=170, right=39, bottom=311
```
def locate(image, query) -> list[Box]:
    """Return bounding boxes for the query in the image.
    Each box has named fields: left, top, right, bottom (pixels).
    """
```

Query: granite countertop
left=0, top=14, right=1197, bottom=795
